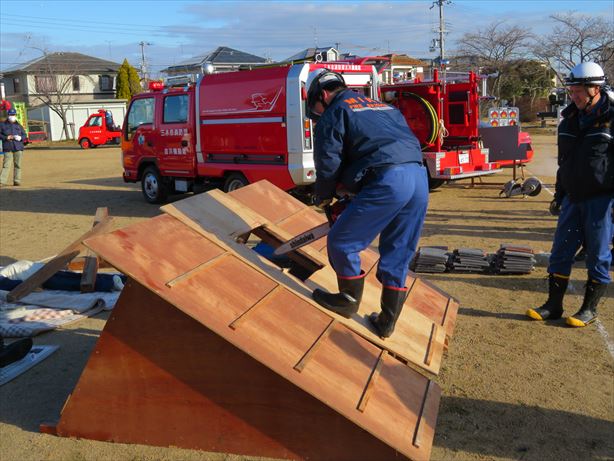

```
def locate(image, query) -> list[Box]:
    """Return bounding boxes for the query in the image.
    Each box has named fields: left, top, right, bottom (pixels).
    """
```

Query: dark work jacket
left=313, top=88, right=422, bottom=199
left=556, top=90, right=614, bottom=203
left=0, top=120, right=27, bottom=152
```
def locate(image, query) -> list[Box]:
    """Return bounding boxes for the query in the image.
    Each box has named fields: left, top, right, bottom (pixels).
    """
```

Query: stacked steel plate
left=492, top=243, right=535, bottom=274
left=411, top=247, right=450, bottom=273
left=450, top=247, right=490, bottom=273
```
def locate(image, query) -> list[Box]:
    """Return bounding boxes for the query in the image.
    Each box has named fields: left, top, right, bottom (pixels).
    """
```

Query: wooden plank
left=161, top=188, right=265, bottom=238
left=357, top=349, right=387, bottom=413
left=228, top=284, right=282, bottom=330
left=423, top=323, right=438, bottom=367
left=7, top=216, right=114, bottom=302
left=80, top=207, right=109, bottom=292
left=166, top=253, right=230, bottom=288
left=405, top=276, right=459, bottom=339
left=412, top=381, right=434, bottom=449
left=294, top=319, right=336, bottom=373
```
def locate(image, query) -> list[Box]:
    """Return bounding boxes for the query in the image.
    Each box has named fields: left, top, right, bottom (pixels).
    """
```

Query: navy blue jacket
left=313, top=88, right=422, bottom=199
left=556, top=90, right=613, bottom=202
left=0, top=120, right=27, bottom=152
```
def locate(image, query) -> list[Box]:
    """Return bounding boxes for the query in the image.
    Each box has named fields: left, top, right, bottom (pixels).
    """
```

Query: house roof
left=162, top=46, right=267, bottom=73
left=385, top=54, right=428, bottom=66
left=2, top=52, right=120, bottom=74
left=285, top=47, right=338, bottom=62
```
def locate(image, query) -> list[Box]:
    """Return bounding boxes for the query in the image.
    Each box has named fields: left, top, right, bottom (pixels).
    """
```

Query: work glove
left=312, top=195, right=332, bottom=210
left=549, top=199, right=561, bottom=216
left=14, top=135, right=21, bottom=141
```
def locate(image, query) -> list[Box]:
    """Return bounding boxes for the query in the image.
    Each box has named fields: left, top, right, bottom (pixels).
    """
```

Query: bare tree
left=532, top=12, right=614, bottom=83
left=456, top=21, right=533, bottom=100
left=29, top=49, right=95, bottom=140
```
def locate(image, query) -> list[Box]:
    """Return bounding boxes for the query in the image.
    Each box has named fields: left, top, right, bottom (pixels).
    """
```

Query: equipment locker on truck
left=122, top=63, right=378, bottom=203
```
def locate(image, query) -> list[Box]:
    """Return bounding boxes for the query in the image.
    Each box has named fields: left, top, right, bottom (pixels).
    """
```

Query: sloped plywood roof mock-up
left=51, top=180, right=459, bottom=460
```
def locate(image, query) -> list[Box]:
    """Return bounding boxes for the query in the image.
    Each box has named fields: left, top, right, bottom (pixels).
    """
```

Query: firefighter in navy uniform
left=527, top=62, right=613, bottom=327
left=306, top=69, right=429, bottom=338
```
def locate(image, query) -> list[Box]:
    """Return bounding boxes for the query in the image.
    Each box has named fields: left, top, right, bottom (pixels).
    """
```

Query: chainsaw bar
left=273, top=222, right=330, bottom=256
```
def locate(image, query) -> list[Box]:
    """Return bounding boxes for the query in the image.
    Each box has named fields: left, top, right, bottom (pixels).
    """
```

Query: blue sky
left=1, top=0, right=612, bottom=75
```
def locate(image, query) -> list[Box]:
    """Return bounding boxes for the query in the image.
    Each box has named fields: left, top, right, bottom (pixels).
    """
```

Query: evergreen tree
left=128, top=64, right=142, bottom=97
left=116, top=59, right=142, bottom=101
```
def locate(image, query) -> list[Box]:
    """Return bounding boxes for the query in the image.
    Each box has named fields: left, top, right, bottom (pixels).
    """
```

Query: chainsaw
left=273, top=196, right=351, bottom=256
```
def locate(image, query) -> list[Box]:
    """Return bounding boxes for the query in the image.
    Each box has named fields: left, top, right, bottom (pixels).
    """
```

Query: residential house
left=339, top=53, right=428, bottom=84
left=285, top=47, right=340, bottom=63
left=161, top=46, right=268, bottom=80
left=0, top=52, right=125, bottom=141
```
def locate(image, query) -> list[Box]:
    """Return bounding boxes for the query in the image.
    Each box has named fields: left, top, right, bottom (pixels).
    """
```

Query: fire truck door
left=86, top=115, right=104, bottom=144
left=124, top=96, right=156, bottom=159
left=158, top=94, right=194, bottom=176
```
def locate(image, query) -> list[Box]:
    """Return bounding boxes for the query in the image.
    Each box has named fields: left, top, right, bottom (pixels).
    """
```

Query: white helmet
left=564, top=62, right=607, bottom=86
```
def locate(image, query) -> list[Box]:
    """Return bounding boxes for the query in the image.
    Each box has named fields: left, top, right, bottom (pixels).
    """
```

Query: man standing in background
left=0, top=108, right=28, bottom=187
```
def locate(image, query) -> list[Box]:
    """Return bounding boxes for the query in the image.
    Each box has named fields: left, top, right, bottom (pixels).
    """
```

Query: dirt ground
left=0, top=134, right=612, bottom=461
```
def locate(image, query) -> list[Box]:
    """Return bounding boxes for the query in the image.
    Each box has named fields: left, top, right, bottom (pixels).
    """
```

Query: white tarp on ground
left=0, top=260, right=121, bottom=338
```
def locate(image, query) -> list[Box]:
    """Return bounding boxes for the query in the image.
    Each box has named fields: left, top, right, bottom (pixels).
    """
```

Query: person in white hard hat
left=527, top=62, right=613, bottom=328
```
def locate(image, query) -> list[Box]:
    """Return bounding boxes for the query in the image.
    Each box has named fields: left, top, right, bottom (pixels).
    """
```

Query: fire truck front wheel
left=141, top=166, right=168, bottom=204
left=79, top=138, right=91, bottom=149
left=223, top=173, right=249, bottom=192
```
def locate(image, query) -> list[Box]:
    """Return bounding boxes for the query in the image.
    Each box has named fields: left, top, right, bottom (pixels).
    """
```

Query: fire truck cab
left=122, top=63, right=378, bottom=203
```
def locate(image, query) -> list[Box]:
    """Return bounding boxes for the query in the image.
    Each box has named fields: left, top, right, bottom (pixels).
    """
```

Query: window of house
left=13, top=78, right=21, bottom=94
left=72, top=75, right=80, bottom=91
left=125, top=97, right=154, bottom=140
left=35, top=75, right=57, bottom=93
left=100, top=75, right=113, bottom=91
left=163, top=95, right=188, bottom=124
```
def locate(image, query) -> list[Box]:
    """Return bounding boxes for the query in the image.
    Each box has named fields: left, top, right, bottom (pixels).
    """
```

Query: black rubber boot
left=526, top=274, right=568, bottom=320
left=566, top=280, right=607, bottom=327
left=368, top=287, right=407, bottom=338
left=312, top=273, right=365, bottom=318
left=0, top=337, right=33, bottom=368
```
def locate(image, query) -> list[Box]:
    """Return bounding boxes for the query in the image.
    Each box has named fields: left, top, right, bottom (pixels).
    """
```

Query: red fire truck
left=122, top=63, right=378, bottom=203
left=381, top=70, right=501, bottom=189
left=78, top=109, right=122, bottom=149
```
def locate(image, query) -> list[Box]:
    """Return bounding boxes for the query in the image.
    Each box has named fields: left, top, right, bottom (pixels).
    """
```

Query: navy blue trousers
left=327, top=163, right=429, bottom=288
left=548, top=194, right=613, bottom=284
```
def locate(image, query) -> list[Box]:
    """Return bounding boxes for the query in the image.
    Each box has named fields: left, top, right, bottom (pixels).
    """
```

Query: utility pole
left=139, top=41, right=152, bottom=81
left=430, top=0, right=451, bottom=120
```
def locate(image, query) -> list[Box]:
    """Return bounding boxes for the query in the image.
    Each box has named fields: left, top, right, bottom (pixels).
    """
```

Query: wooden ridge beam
left=80, top=207, right=109, bottom=292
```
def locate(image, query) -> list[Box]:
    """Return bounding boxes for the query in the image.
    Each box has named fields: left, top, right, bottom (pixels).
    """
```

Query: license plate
left=458, top=153, right=470, bottom=164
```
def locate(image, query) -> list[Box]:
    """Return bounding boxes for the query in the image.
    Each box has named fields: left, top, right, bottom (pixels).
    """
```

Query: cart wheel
left=427, top=171, right=445, bottom=190
left=223, top=173, right=249, bottom=192
left=80, top=138, right=91, bottom=149
left=141, top=166, right=168, bottom=204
